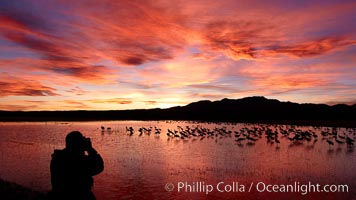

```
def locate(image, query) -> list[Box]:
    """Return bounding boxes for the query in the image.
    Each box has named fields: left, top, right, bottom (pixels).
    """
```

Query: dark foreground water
left=0, top=121, right=355, bottom=200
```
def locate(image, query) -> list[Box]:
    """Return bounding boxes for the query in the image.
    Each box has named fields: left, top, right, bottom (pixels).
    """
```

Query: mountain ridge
left=0, top=96, right=355, bottom=127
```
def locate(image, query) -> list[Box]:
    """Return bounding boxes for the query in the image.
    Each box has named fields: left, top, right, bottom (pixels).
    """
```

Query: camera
left=83, top=137, right=92, bottom=150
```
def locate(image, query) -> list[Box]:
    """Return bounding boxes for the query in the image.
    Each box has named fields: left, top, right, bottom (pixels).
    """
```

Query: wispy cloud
left=0, top=0, right=355, bottom=110
left=265, top=37, right=356, bottom=57
left=88, top=98, right=133, bottom=105
left=0, top=73, right=58, bottom=97
left=201, top=21, right=356, bottom=60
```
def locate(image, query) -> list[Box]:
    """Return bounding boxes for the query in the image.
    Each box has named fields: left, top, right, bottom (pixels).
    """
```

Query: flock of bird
left=117, top=124, right=356, bottom=150
left=125, top=126, right=162, bottom=136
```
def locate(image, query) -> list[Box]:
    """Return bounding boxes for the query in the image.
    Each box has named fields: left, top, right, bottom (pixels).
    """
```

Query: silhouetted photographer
left=50, top=131, right=104, bottom=200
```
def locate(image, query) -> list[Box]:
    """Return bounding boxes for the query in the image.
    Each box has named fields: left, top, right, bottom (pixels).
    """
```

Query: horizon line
left=1, top=96, right=355, bottom=112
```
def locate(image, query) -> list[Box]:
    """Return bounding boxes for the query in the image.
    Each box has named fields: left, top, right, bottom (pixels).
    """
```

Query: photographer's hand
left=85, top=138, right=98, bottom=155
left=87, top=138, right=93, bottom=149
left=87, top=147, right=98, bottom=155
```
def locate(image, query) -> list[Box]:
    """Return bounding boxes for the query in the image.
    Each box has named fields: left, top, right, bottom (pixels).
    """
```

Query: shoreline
left=0, top=179, right=47, bottom=200
left=0, top=119, right=355, bottom=128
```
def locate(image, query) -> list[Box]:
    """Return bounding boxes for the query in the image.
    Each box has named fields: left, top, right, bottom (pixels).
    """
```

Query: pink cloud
left=0, top=73, right=58, bottom=97
left=265, top=37, right=356, bottom=57
left=88, top=98, right=133, bottom=105
left=0, top=0, right=355, bottom=110
left=0, top=10, right=117, bottom=83
left=200, top=20, right=355, bottom=60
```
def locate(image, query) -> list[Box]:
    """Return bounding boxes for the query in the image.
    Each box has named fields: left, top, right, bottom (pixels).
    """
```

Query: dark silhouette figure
left=50, top=131, right=104, bottom=200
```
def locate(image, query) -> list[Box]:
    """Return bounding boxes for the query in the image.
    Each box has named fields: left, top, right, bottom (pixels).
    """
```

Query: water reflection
left=0, top=121, right=355, bottom=200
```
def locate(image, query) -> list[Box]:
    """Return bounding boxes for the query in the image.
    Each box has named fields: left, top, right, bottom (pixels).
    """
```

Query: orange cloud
left=65, top=87, right=86, bottom=96
left=68, top=0, right=189, bottom=65
left=265, top=37, right=356, bottom=58
left=200, top=20, right=356, bottom=60
left=0, top=10, right=117, bottom=83
left=252, top=75, right=330, bottom=89
left=201, top=20, right=274, bottom=60
left=89, top=98, right=133, bottom=105
left=188, top=84, right=241, bottom=93
left=0, top=73, right=58, bottom=97
left=0, top=0, right=355, bottom=110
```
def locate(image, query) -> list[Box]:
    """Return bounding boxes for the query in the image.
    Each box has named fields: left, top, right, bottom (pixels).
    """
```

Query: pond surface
left=0, top=121, right=355, bottom=199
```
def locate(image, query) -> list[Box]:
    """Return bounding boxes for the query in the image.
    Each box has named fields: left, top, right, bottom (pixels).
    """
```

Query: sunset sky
left=0, top=0, right=355, bottom=111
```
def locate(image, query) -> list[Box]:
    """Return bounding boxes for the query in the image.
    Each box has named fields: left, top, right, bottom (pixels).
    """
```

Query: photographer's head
left=66, top=131, right=86, bottom=151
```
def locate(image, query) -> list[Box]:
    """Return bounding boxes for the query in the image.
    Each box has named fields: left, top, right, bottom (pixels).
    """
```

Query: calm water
left=0, top=121, right=355, bottom=200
